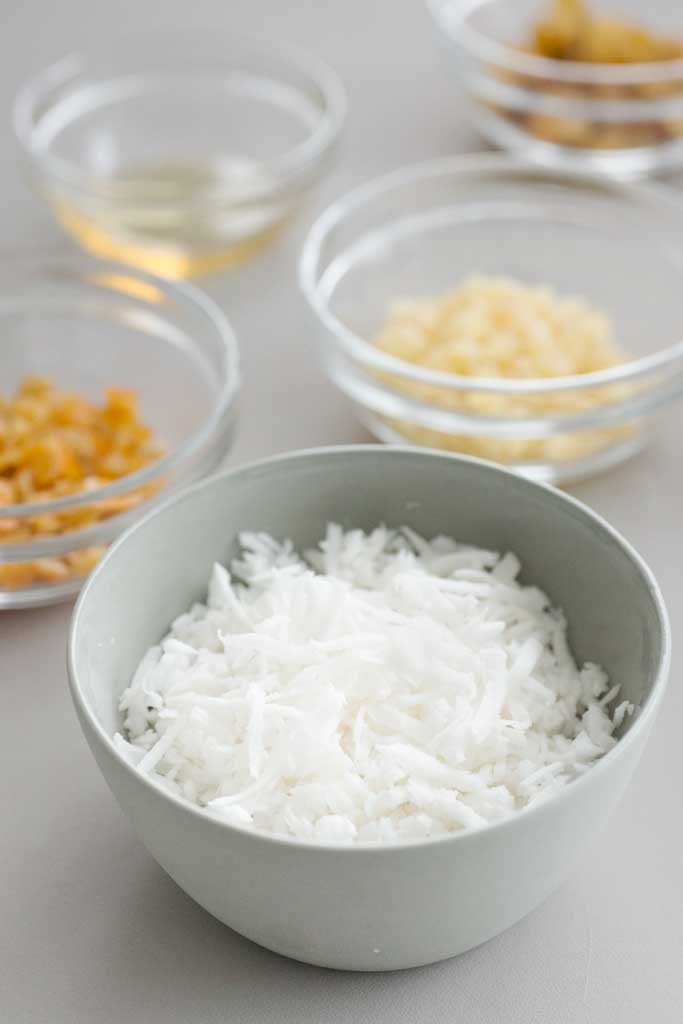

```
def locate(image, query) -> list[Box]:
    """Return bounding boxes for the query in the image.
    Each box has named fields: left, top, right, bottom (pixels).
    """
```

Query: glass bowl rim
left=299, top=152, right=683, bottom=395
left=428, top=0, right=683, bottom=86
left=0, top=252, right=240, bottom=520
left=13, top=28, right=347, bottom=202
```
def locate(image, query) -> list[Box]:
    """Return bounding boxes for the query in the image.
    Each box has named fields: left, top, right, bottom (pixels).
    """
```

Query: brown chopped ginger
left=532, top=0, right=683, bottom=63
left=0, top=376, right=164, bottom=589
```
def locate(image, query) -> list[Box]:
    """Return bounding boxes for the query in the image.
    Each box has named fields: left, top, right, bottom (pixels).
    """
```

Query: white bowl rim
left=68, top=444, right=672, bottom=854
left=0, top=252, right=241, bottom=522
left=299, top=153, right=683, bottom=395
left=13, top=29, right=347, bottom=201
left=428, top=0, right=683, bottom=85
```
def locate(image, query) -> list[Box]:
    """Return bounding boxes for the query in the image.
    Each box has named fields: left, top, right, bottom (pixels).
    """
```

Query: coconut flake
left=119, top=525, right=627, bottom=844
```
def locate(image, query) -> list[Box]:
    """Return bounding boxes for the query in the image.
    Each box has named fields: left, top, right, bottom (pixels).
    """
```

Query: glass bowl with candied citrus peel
left=0, top=377, right=164, bottom=591
left=0, top=256, right=239, bottom=608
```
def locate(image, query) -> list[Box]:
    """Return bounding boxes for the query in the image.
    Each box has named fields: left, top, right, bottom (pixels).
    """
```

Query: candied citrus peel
left=0, top=376, right=164, bottom=589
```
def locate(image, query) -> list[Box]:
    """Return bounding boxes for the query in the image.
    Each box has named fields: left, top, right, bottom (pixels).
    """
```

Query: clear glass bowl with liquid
left=14, top=32, right=346, bottom=278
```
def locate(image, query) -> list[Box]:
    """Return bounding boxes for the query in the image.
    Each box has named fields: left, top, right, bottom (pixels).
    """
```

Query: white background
left=2, top=1, right=682, bottom=1021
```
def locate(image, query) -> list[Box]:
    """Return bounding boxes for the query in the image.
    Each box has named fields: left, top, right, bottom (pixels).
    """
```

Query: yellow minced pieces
left=0, top=376, right=163, bottom=589
left=376, top=276, right=622, bottom=380
left=374, top=275, right=631, bottom=465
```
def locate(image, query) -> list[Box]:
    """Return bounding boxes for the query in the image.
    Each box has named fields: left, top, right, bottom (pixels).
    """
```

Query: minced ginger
left=374, top=275, right=632, bottom=466
left=0, top=376, right=163, bottom=589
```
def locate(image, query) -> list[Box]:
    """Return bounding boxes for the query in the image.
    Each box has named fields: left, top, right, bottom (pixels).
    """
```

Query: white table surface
left=2, top=1, right=682, bottom=1021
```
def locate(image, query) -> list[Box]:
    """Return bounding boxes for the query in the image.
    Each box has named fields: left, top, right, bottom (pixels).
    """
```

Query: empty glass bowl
left=14, top=32, right=346, bottom=278
left=0, top=255, right=239, bottom=608
left=299, top=154, right=683, bottom=484
left=428, top=0, right=683, bottom=179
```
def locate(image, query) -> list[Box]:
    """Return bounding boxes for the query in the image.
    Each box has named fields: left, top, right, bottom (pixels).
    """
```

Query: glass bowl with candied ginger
left=429, top=0, right=683, bottom=179
left=0, top=256, right=239, bottom=608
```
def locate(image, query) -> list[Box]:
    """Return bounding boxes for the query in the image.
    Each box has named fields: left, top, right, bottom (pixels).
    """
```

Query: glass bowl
left=299, top=154, right=683, bottom=485
left=428, top=0, right=683, bottom=180
left=13, top=31, right=346, bottom=278
left=0, top=255, right=240, bottom=609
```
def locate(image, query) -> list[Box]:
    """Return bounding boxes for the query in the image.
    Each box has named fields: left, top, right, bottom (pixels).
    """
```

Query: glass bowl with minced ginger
left=300, top=156, right=683, bottom=484
left=429, top=0, right=683, bottom=178
left=0, top=256, right=239, bottom=609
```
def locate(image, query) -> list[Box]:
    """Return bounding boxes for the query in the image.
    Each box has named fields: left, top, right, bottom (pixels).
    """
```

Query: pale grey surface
left=1, top=0, right=682, bottom=1020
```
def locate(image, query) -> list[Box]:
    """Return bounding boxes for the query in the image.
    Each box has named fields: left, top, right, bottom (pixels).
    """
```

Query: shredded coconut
left=117, top=525, right=632, bottom=844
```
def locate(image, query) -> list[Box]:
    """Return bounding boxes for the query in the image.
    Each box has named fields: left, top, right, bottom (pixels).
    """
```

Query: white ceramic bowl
left=68, top=447, right=670, bottom=970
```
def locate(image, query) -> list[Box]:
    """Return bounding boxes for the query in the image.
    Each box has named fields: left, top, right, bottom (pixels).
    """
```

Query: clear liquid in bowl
left=48, top=156, right=289, bottom=278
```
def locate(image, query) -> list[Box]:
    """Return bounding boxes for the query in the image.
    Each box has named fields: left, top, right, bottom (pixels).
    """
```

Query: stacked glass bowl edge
left=300, top=155, right=683, bottom=484
left=428, top=0, right=683, bottom=180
